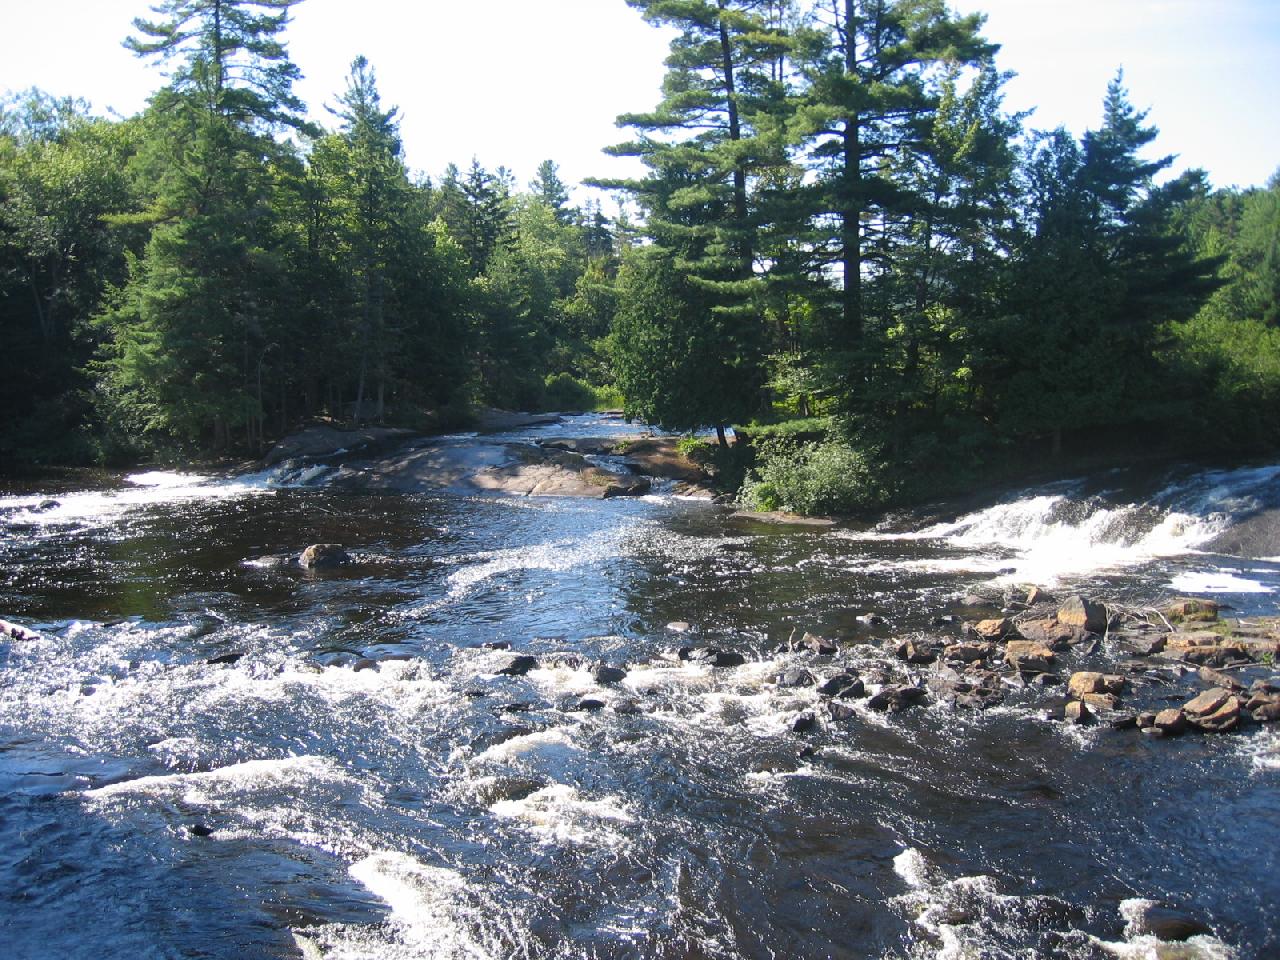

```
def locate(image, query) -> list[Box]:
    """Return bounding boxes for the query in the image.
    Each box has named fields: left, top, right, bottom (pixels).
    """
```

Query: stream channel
left=2, top=414, right=1278, bottom=959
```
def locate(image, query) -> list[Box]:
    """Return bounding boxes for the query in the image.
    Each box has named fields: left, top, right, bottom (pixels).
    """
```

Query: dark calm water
left=2, top=417, right=1278, bottom=959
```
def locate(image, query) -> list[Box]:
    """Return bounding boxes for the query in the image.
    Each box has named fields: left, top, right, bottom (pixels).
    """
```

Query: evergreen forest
left=2, top=0, right=1277, bottom=513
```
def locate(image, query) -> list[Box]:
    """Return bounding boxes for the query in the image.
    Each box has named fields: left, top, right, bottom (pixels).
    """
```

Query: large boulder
left=263, top=423, right=416, bottom=467
left=1017, top=618, right=1088, bottom=649
left=1166, top=598, right=1220, bottom=622
left=1182, top=688, right=1242, bottom=732
left=474, top=445, right=650, bottom=498
left=617, top=437, right=711, bottom=484
left=1057, top=595, right=1108, bottom=633
left=1004, top=641, right=1056, bottom=673
left=974, top=618, right=1015, bottom=640
left=1067, top=671, right=1126, bottom=698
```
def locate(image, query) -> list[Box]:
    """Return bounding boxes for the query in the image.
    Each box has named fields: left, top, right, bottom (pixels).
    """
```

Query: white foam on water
left=2, top=470, right=273, bottom=535
left=842, top=463, right=1280, bottom=586
left=1087, top=899, right=1238, bottom=959
left=893, top=847, right=936, bottom=890
left=489, top=783, right=634, bottom=848
left=85, top=754, right=352, bottom=801
left=471, top=727, right=580, bottom=765
left=621, top=662, right=717, bottom=696
left=526, top=664, right=610, bottom=699
left=1243, top=728, right=1280, bottom=773
left=403, top=524, right=635, bottom=616
left=1167, top=571, right=1274, bottom=594
left=336, top=852, right=499, bottom=959
left=892, top=847, right=1099, bottom=960
left=918, top=495, right=1230, bottom=585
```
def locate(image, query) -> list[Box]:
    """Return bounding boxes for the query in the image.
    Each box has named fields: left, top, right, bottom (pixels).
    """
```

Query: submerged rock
left=590, top=663, right=628, bottom=686
left=1197, top=666, right=1247, bottom=692
left=895, top=640, right=938, bottom=665
left=680, top=646, right=746, bottom=668
left=827, top=701, right=858, bottom=721
left=496, top=654, right=539, bottom=677
left=1124, top=902, right=1213, bottom=942
left=1064, top=700, right=1094, bottom=725
left=776, top=667, right=817, bottom=688
left=299, top=543, right=350, bottom=569
left=791, top=710, right=817, bottom=733
left=866, top=685, right=927, bottom=713
left=816, top=673, right=865, bottom=699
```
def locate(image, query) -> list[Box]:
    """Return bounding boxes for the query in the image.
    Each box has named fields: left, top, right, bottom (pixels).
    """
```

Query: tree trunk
left=717, top=0, right=752, bottom=275
left=716, top=424, right=728, bottom=448
left=841, top=0, right=863, bottom=343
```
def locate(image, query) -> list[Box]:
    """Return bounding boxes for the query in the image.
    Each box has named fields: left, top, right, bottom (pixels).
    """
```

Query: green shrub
left=739, top=438, right=891, bottom=516
left=543, top=373, right=596, bottom=411
left=542, top=373, right=623, bottom=412
left=675, top=435, right=714, bottom=463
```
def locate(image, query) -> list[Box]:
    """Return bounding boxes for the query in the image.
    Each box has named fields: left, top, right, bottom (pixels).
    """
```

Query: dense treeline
left=603, top=0, right=1279, bottom=511
left=1, top=0, right=621, bottom=464
left=1, top=0, right=1277, bottom=512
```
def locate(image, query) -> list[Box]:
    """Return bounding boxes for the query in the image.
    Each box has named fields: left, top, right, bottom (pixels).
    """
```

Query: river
left=1, top=415, right=1277, bottom=959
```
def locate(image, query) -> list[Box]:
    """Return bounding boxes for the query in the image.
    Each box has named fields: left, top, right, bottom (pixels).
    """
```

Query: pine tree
left=790, top=0, right=994, bottom=344
left=531, top=159, right=572, bottom=223
left=101, top=0, right=308, bottom=449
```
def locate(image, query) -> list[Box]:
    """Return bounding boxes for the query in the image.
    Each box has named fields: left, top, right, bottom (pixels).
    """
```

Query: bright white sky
left=2, top=0, right=1277, bottom=195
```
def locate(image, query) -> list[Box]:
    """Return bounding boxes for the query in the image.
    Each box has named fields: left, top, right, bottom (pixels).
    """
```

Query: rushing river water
left=2, top=416, right=1278, bottom=960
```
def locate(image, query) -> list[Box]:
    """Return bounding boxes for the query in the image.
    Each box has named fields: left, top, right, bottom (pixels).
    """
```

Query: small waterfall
left=914, top=462, right=1280, bottom=587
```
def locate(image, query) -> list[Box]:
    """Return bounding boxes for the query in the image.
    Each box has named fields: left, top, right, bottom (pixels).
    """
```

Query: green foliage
left=674, top=435, right=713, bottom=461
left=1, top=0, right=1277, bottom=489
left=610, top=250, right=762, bottom=434
left=542, top=373, right=621, bottom=412
left=738, top=417, right=831, bottom=443
left=740, top=438, right=891, bottom=515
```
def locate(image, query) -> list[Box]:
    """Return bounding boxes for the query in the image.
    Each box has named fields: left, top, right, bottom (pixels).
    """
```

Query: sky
left=1, top=0, right=1277, bottom=196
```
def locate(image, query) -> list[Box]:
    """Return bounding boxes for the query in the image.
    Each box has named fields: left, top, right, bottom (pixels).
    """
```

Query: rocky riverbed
left=1, top=418, right=1277, bottom=959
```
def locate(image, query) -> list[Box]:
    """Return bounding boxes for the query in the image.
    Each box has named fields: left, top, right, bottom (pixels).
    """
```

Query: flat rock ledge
left=334, top=441, right=650, bottom=499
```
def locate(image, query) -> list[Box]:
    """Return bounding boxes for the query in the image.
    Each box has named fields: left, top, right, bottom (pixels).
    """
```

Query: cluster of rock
left=895, top=589, right=1279, bottom=739
left=162, top=542, right=1280, bottom=749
